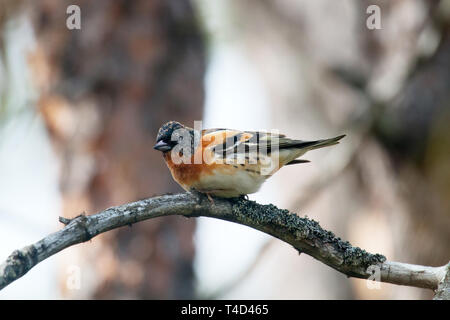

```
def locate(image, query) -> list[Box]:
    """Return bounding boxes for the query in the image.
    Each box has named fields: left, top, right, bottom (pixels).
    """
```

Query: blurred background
left=0, top=0, right=449, bottom=299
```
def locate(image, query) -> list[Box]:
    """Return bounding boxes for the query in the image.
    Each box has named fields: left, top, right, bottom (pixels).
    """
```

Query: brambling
left=154, top=121, right=345, bottom=199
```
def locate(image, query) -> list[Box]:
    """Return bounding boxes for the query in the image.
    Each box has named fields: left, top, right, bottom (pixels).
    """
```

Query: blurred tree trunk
left=221, top=0, right=448, bottom=299
left=26, top=0, right=204, bottom=298
left=373, top=7, right=450, bottom=278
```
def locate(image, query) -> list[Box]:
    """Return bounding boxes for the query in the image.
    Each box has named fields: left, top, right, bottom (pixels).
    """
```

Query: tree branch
left=0, top=193, right=448, bottom=296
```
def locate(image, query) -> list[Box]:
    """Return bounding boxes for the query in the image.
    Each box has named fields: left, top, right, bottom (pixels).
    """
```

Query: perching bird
left=154, top=121, right=345, bottom=199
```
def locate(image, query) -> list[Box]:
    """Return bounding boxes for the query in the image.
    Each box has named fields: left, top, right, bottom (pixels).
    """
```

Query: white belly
left=187, top=149, right=306, bottom=198
left=192, top=168, right=267, bottom=198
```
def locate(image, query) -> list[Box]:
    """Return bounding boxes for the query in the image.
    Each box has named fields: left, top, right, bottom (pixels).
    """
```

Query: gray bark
left=0, top=193, right=448, bottom=297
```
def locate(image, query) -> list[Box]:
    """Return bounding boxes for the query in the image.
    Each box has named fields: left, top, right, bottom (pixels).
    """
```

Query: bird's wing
left=201, top=129, right=344, bottom=168
left=202, top=129, right=283, bottom=156
left=199, top=129, right=286, bottom=172
left=202, top=128, right=334, bottom=156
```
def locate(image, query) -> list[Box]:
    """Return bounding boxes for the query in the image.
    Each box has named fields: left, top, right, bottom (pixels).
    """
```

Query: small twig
left=58, top=216, right=72, bottom=225
left=59, top=212, right=86, bottom=226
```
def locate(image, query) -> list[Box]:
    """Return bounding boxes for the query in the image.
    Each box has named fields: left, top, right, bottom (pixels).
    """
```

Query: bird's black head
left=154, top=121, right=188, bottom=153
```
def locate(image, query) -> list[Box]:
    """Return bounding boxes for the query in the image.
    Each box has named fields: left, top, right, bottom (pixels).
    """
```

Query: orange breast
left=162, top=131, right=237, bottom=189
left=163, top=151, right=215, bottom=191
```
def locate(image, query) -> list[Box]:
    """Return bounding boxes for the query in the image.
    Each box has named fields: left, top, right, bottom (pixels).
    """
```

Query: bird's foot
left=190, top=188, right=216, bottom=205
left=205, top=192, right=215, bottom=205
left=239, top=194, right=249, bottom=201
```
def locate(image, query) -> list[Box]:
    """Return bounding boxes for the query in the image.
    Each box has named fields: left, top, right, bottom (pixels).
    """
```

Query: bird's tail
left=307, top=134, right=346, bottom=150
left=282, top=134, right=346, bottom=150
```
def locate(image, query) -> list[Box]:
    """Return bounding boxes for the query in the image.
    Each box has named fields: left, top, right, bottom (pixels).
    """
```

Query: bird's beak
left=153, top=140, right=172, bottom=152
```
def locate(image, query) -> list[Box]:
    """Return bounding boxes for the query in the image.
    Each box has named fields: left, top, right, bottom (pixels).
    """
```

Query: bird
left=154, top=121, right=345, bottom=199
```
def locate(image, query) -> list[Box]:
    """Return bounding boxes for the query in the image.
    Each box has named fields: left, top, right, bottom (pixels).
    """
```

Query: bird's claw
left=239, top=194, right=249, bottom=201
left=206, top=193, right=215, bottom=205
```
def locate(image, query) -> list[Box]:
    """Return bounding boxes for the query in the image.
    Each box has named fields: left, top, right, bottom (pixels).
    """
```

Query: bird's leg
left=239, top=194, right=249, bottom=201
left=206, top=192, right=215, bottom=205
left=190, top=188, right=215, bottom=204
